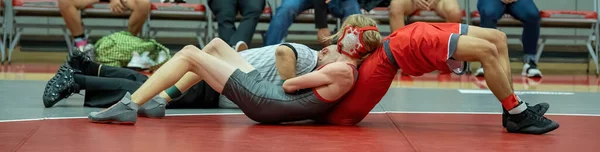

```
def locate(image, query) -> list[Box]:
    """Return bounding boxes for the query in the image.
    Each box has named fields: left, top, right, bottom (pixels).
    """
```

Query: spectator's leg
left=474, top=0, right=506, bottom=76
left=388, top=0, right=418, bottom=31
left=123, top=0, right=151, bottom=36
left=507, top=0, right=541, bottom=65
left=58, top=0, right=99, bottom=47
left=209, top=0, right=238, bottom=44
left=264, top=0, right=313, bottom=45
left=433, top=0, right=463, bottom=23
left=339, top=0, right=362, bottom=19
left=230, top=0, right=265, bottom=46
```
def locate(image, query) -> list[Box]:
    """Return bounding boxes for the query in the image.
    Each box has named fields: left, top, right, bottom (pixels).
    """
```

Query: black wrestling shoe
left=42, top=63, right=81, bottom=108
left=67, top=47, right=93, bottom=72
left=505, top=106, right=559, bottom=134
left=502, top=102, right=549, bottom=128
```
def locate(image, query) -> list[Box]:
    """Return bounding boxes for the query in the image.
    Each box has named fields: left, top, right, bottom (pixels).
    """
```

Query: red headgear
left=337, top=25, right=379, bottom=59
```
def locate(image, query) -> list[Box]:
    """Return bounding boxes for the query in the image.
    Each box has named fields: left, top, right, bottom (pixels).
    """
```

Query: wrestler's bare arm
left=275, top=45, right=297, bottom=80
left=282, top=62, right=352, bottom=93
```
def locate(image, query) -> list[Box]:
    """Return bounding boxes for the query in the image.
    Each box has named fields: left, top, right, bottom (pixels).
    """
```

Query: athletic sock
left=501, top=94, right=527, bottom=114
left=524, top=54, right=536, bottom=64
left=165, top=86, right=182, bottom=99
left=74, top=34, right=88, bottom=48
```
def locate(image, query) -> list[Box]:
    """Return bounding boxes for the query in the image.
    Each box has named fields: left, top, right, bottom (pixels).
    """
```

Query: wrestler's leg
left=451, top=36, right=510, bottom=101
left=433, top=0, right=463, bottom=23
left=158, top=38, right=255, bottom=101
left=451, top=35, right=558, bottom=134
left=464, top=26, right=513, bottom=90
left=88, top=45, right=240, bottom=123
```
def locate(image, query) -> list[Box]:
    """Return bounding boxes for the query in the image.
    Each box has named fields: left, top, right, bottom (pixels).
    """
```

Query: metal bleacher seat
left=471, top=10, right=599, bottom=75
left=147, top=1, right=211, bottom=48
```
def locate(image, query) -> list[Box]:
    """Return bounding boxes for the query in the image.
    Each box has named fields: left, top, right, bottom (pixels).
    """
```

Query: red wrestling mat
left=1, top=113, right=598, bottom=152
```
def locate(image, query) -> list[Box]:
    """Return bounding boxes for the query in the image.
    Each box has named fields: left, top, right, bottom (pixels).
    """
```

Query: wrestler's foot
left=505, top=104, right=559, bottom=134
left=88, top=92, right=138, bottom=124
left=42, top=64, right=81, bottom=108
left=138, top=96, right=167, bottom=118
left=502, top=102, right=549, bottom=127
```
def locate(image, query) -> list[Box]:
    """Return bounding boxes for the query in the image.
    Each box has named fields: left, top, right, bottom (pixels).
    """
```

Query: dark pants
left=264, top=0, right=360, bottom=45
left=477, top=0, right=540, bottom=56
left=79, top=65, right=220, bottom=108
left=209, top=0, right=265, bottom=46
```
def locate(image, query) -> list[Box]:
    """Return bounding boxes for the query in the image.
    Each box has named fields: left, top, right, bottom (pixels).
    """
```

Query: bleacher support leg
left=62, top=28, right=74, bottom=53
left=535, top=38, right=547, bottom=63
left=586, top=36, right=599, bottom=75
left=7, top=28, right=24, bottom=64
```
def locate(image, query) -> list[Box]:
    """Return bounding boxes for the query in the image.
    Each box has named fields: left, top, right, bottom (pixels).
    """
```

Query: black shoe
left=505, top=107, right=559, bottom=134
left=67, top=47, right=93, bottom=72
left=502, top=102, right=549, bottom=127
left=42, top=63, right=81, bottom=108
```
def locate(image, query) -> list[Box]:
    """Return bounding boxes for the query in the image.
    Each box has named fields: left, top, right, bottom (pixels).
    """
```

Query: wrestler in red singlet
left=321, top=22, right=469, bottom=125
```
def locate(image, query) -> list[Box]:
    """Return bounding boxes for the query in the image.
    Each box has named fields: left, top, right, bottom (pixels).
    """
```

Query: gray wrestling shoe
left=88, top=92, right=138, bottom=124
left=138, top=96, right=167, bottom=118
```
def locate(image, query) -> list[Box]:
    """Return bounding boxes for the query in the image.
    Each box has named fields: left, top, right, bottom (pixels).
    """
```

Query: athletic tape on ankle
left=165, top=86, right=182, bottom=99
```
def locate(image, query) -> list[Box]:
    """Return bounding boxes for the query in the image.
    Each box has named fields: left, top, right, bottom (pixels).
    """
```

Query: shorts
left=222, top=69, right=337, bottom=123
left=389, top=22, right=469, bottom=76
left=318, top=46, right=398, bottom=125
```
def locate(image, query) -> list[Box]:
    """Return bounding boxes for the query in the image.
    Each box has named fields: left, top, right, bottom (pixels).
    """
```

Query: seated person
left=87, top=14, right=382, bottom=124
left=43, top=42, right=333, bottom=111
left=264, top=0, right=361, bottom=47
left=320, top=21, right=559, bottom=135
left=474, top=0, right=542, bottom=77
left=360, top=0, right=463, bottom=31
left=58, top=0, right=151, bottom=54
left=209, top=0, right=265, bottom=49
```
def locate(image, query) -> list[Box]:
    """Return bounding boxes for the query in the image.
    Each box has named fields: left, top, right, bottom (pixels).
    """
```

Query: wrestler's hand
left=317, top=28, right=332, bottom=47
left=110, top=0, right=127, bottom=14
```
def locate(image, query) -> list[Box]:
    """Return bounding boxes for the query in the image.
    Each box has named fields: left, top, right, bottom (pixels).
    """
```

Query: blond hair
left=326, top=14, right=382, bottom=64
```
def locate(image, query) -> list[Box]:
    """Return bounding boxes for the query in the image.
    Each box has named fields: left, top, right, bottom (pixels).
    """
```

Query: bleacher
left=0, top=0, right=598, bottom=75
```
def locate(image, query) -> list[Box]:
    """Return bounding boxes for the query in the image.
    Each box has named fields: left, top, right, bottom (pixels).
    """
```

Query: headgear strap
left=337, top=25, right=379, bottom=59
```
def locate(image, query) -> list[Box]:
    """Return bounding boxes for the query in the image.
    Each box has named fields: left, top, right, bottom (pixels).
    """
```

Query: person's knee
left=478, top=8, right=502, bottom=21
left=444, top=8, right=463, bottom=23
left=484, top=28, right=507, bottom=46
left=275, top=46, right=296, bottom=60
left=519, top=9, right=541, bottom=23
left=389, top=0, right=411, bottom=17
left=475, top=41, right=500, bottom=64
left=177, top=45, right=201, bottom=58
left=274, top=4, right=300, bottom=19
left=131, top=0, right=151, bottom=11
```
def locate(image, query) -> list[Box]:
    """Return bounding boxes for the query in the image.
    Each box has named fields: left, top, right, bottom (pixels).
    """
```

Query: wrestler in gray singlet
left=220, top=64, right=358, bottom=123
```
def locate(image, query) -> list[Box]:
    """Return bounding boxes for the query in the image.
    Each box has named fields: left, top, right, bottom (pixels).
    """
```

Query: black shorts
left=166, top=81, right=222, bottom=109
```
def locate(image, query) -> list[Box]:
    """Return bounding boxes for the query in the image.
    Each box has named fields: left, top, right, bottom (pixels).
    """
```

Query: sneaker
left=522, top=60, right=542, bottom=78
left=502, top=102, right=549, bottom=128
left=88, top=92, right=138, bottom=124
left=156, top=51, right=168, bottom=64
left=474, top=67, right=484, bottom=77
left=42, top=64, right=81, bottom=108
left=505, top=107, right=559, bottom=134
left=67, top=47, right=93, bottom=72
left=138, top=95, right=167, bottom=118
left=127, top=51, right=157, bottom=70
left=234, top=41, right=248, bottom=52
